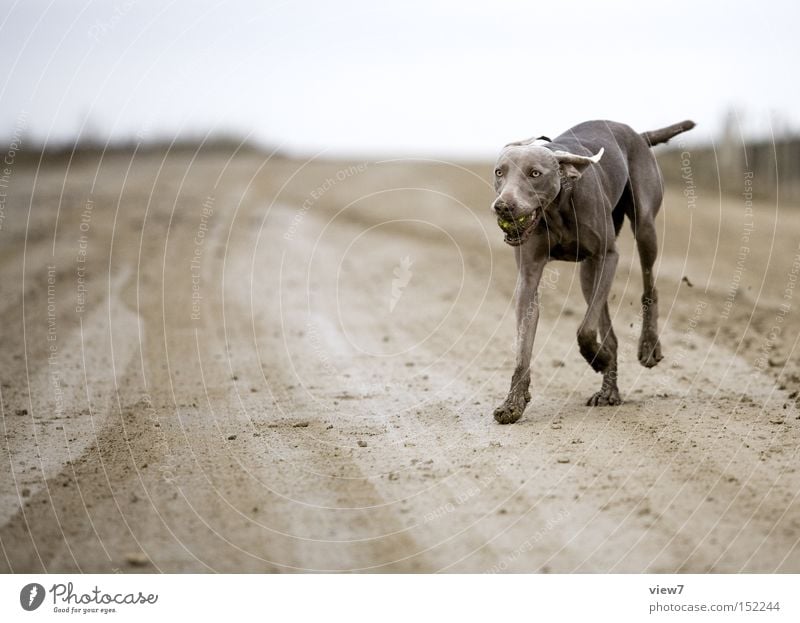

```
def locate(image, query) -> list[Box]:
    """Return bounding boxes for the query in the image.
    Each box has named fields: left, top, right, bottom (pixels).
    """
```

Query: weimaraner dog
left=492, top=119, right=695, bottom=424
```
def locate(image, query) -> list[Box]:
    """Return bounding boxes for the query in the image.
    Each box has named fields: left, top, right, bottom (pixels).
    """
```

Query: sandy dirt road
left=1, top=148, right=799, bottom=572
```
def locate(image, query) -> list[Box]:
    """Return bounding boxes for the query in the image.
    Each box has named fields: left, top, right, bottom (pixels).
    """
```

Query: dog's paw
left=638, top=336, right=663, bottom=368
left=586, top=387, right=622, bottom=406
left=493, top=393, right=529, bottom=424
left=493, top=403, right=524, bottom=424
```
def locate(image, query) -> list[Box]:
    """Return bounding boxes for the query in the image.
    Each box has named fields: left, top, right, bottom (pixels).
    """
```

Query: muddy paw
left=586, top=388, right=622, bottom=406
left=493, top=393, right=529, bottom=424
left=638, top=336, right=663, bottom=368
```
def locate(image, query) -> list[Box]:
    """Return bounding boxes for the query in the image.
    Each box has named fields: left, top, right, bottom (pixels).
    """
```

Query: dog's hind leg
left=579, top=259, right=621, bottom=405
left=633, top=217, right=664, bottom=367
left=626, top=158, right=665, bottom=368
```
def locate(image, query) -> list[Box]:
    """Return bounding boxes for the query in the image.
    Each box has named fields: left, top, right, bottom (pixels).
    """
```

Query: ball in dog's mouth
left=497, top=209, right=541, bottom=246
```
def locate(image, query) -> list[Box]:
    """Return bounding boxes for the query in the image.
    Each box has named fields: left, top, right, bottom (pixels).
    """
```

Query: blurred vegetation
left=10, top=133, right=275, bottom=166
left=658, top=136, right=800, bottom=202
left=5, top=127, right=800, bottom=203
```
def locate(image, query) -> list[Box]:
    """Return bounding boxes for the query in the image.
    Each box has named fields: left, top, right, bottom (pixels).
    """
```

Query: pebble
left=124, top=552, right=150, bottom=567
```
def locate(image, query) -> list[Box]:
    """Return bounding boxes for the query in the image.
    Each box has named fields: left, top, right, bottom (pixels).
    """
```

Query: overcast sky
left=1, top=0, right=798, bottom=157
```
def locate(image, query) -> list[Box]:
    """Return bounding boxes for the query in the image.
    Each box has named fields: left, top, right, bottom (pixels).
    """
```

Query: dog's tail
left=641, top=120, right=696, bottom=147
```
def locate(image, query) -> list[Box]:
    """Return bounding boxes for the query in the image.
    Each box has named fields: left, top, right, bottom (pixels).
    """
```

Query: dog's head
left=492, top=138, right=604, bottom=246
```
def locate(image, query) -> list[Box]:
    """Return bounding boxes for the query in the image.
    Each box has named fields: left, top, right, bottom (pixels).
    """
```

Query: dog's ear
left=504, top=135, right=551, bottom=149
left=554, top=147, right=604, bottom=180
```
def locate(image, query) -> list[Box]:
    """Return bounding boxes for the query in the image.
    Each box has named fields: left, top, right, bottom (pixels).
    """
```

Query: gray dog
left=492, top=119, right=695, bottom=424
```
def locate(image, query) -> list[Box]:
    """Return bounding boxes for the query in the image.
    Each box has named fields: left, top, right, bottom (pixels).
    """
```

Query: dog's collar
left=538, top=175, right=574, bottom=244
left=538, top=174, right=573, bottom=218
left=553, top=173, right=574, bottom=202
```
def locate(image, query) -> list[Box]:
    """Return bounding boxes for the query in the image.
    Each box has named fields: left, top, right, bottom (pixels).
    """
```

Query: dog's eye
left=494, top=168, right=503, bottom=177
left=530, top=170, right=541, bottom=178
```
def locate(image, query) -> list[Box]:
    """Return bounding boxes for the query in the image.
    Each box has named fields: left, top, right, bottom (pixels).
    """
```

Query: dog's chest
left=540, top=211, right=595, bottom=262
left=547, top=239, right=592, bottom=262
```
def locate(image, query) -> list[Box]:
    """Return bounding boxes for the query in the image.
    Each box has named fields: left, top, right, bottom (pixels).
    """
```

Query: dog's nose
left=493, top=199, right=515, bottom=217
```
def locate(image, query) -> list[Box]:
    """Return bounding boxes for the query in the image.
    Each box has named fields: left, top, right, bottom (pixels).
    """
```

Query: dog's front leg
left=494, top=260, right=546, bottom=424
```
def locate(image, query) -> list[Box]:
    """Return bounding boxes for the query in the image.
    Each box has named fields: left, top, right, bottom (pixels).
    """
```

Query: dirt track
left=1, top=149, right=799, bottom=572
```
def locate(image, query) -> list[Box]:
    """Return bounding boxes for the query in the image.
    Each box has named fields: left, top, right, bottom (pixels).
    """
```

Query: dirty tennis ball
left=497, top=214, right=529, bottom=233
left=497, top=218, right=515, bottom=232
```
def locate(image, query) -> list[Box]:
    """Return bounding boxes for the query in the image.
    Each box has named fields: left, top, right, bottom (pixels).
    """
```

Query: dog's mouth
left=496, top=208, right=542, bottom=246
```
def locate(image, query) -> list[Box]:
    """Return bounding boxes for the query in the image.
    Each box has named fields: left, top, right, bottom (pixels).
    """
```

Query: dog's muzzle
left=496, top=207, right=542, bottom=246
